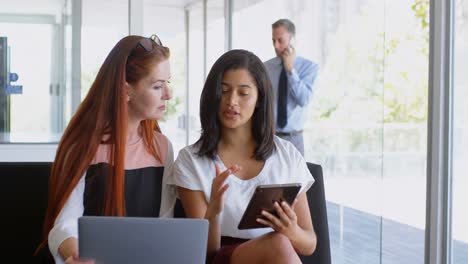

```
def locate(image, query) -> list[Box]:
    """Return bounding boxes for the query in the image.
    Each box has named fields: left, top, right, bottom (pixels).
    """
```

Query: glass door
left=0, top=0, right=70, bottom=143
left=0, top=21, right=58, bottom=142
left=452, top=0, right=468, bottom=262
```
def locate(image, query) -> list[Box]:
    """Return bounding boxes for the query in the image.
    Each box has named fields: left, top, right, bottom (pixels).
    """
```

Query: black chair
left=0, top=162, right=54, bottom=264
left=174, top=162, right=331, bottom=264
left=300, top=162, right=331, bottom=264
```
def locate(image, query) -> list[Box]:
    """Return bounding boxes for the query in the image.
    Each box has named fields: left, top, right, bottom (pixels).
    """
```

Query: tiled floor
left=327, top=202, right=468, bottom=264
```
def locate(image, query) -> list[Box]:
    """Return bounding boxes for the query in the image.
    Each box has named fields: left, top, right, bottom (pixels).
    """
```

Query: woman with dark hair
left=36, top=35, right=176, bottom=264
left=171, top=49, right=316, bottom=263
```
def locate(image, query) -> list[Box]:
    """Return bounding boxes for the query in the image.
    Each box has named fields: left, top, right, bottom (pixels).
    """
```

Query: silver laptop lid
left=78, top=216, right=208, bottom=264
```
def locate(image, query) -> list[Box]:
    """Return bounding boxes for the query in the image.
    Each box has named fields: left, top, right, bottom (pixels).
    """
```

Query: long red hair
left=36, top=35, right=170, bottom=253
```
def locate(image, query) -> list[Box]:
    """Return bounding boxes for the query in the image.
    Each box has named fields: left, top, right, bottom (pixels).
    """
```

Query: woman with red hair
left=37, top=35, right=176, bottom=263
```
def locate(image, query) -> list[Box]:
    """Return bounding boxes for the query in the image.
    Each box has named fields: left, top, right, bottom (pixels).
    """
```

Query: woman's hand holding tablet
left=237, top=183, right=301, bottom=230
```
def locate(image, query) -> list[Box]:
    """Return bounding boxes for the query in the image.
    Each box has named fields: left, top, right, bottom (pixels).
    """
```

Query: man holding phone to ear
left=264, top=18, right=319, bottom=156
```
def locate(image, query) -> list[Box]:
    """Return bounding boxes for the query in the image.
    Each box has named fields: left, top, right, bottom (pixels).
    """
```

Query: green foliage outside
left=306, top=0, right=429, bottom=157
left=310, top=0, right=429, bottom=124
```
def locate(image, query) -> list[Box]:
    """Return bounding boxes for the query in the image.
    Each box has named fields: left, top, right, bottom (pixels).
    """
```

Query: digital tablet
left=237, top=183, right=301, bottom=230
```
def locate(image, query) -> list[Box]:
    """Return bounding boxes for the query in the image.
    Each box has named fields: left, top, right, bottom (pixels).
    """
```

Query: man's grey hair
left=272, top=19, right=295, bottom=37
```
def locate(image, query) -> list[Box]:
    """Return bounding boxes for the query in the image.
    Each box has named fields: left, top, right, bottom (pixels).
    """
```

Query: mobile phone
left=288, top=37, right=295, bottom=51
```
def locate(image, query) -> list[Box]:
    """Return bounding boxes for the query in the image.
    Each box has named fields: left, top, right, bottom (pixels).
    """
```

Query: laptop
left=78, top=216, right=208, bottom=264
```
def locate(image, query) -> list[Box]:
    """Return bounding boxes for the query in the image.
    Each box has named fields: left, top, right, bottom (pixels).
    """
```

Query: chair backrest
left=300, top=162, right=331, bottom=264
left=0, top=162, right=53, bottom=263
left=174, top=162, right=331, bottom=264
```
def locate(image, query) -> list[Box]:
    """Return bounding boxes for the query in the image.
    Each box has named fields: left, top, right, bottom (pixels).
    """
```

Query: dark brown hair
left=196, top=49, right=275, bottom=160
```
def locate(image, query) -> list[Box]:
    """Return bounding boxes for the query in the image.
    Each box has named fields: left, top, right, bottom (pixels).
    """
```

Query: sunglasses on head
left=135, top=34, right=163, bottom=53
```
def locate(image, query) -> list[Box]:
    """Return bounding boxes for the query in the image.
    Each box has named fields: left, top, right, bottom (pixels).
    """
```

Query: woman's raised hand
left=205, top=163, right=240, bottom=219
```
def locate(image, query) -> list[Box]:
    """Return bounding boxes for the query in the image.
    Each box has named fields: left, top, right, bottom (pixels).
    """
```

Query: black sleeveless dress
left=83, top=163, right=164, bottom=217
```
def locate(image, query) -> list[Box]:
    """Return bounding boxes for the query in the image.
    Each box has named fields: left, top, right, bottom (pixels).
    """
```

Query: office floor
left=327, top=202, right=468, bottom=264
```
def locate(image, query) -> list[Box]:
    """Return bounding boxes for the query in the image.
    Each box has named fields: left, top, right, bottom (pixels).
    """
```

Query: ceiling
left=0, top=0, right=64, bottom=15
left=0, top=0, right=268, bottom=17
left=0, top=0, right=202, bottom=16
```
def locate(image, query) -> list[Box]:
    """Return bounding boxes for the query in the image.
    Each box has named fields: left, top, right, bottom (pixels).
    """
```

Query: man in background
left=264, top=18, right=319, bottom=156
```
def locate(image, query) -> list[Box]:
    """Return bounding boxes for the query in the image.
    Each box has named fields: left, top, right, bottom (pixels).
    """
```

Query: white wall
left=0, top=144, right=57, bottom=162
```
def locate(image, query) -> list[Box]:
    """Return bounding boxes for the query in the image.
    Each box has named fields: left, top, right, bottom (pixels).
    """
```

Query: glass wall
left=81, top=0, right=128, bottom=98
left=187, top=1, right=204, bottom=145
left=232, top=0, right=428, bottom=263
left=0, top=0, right=68, bottom=143
left=206, top=0, right=225, bottom=71
left=143, top=1, right=187, bottom=153
left=452, top=0, right=468, bottom=262
left=0, top=0, right=130, bottom=144
left=186, top=0, right=226, bottom=146
left=4, top=1, right=467, bottom=262
left=381, top=1, right=428, bottom=263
